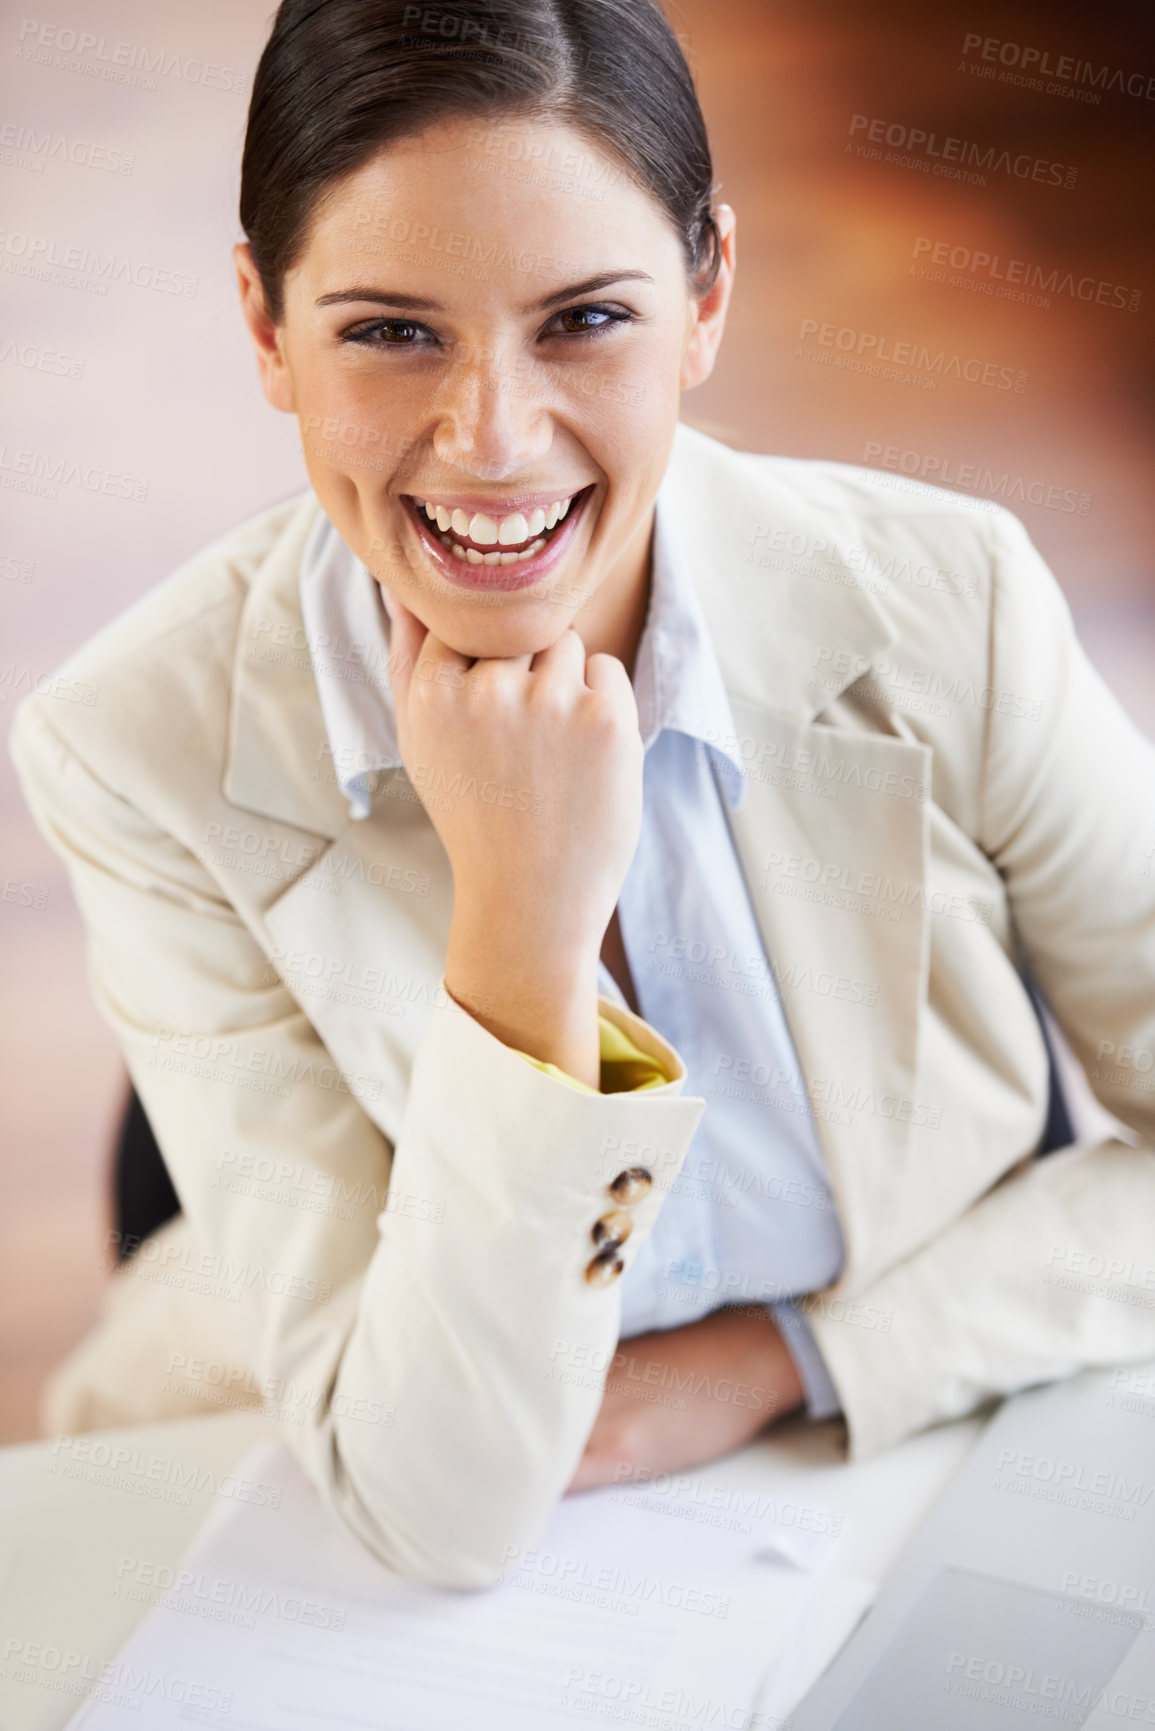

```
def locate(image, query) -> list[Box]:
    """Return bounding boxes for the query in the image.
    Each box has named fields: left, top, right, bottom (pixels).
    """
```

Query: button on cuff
left=585, top=1247, right=625, bottom=1286
left=592, top=1208, right=633, bottom=1251
left=608, top=1166, right=653, bottom=1204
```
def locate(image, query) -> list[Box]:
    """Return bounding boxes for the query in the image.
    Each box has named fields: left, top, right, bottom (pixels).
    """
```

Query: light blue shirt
left=298, top=486, right=845, bottom=1421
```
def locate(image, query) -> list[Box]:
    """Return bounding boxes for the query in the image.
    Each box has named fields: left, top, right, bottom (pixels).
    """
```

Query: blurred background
left=2, top=0, right=1152, bottom=1440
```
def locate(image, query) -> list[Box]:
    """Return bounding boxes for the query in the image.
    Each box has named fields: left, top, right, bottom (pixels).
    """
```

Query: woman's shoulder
left=673, top=417, right=1017, bottom=546
left=8, top=487, right=322, bottom=819
left=668, top=419, right=1038, bottom=641
left=56, top=488, right=320, bottom=686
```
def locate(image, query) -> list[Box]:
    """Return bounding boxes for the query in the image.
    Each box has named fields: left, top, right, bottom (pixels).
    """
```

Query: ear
left=680, top=203, right=736, bottom=392
left=233, top=242, right=296, bottom=414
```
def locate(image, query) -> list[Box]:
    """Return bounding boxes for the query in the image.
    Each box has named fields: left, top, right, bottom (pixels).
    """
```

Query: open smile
left=401, top=484, right=597, bottom=592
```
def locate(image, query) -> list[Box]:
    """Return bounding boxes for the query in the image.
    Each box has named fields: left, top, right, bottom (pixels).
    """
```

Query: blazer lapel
left=667, top=424, right=933, bottom=1282
left=721, top=700, right=931, bottom=1284
left=260, top=777, right=456, bottom=1148
left=222, top=489, right=352, bottom=841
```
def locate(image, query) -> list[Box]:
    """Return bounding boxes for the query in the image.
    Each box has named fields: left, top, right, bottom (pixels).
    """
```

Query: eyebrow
left=314, top=270, right=655, bottom=313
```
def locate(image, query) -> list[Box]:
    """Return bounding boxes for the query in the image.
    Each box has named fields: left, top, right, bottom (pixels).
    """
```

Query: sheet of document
left=754, top=1572, right=878, bottom=1723
left=64, top=1439, right=873, bottom=1730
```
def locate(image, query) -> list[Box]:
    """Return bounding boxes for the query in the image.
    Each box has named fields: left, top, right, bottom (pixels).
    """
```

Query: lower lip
left=403, top=487, right=593, bottom=593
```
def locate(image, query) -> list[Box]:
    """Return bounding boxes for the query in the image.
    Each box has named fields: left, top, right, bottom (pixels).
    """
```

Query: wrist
left=713, top=1305, right=805, bottom=1421
left=444, top=922, right=601, bottom=1088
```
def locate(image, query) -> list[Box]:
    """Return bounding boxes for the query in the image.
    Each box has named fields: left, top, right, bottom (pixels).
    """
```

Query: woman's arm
left=568, top=1304, right=805, bottom=1490
left=8, top=691, right=706, bottom=1587
left=800, top=507, right=1155, bottom=1461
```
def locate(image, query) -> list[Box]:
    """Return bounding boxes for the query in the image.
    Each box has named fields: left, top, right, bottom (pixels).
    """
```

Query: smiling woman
left=10, top=0, right=1155, bottom=1591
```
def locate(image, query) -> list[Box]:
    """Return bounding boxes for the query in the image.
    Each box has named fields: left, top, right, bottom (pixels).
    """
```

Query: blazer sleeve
left=803, top=507, right=1155, bottom=1461
left=7, top=693, right=706, bottom=1586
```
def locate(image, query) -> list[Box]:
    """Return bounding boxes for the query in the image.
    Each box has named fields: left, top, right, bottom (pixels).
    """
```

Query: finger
left=584, top=649, right=639, bottom=719
left=462, top=637, right=536, bottom=686
left=383, top=591, right=473, bottom=707
left=528, top=627, right=587, bottom=683
left=418, top=630, right=474, bottom=693
left=476, top=651, right=534, bottom=676
left=381, top=587, right=426, bottom=714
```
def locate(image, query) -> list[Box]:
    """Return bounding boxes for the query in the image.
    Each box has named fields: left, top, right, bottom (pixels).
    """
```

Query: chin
left=435, top=607, right=574, bottom=663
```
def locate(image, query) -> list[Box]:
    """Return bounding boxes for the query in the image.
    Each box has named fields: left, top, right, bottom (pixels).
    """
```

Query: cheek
left=294, top=356, right=413, bottom=480
left=564, top=374, right=678, bottom=491
left=571, top=327, right=679, bottom=422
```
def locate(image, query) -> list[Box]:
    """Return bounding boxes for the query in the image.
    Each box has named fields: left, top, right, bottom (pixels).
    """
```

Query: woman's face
left=236, top=114, right=734, bottom=662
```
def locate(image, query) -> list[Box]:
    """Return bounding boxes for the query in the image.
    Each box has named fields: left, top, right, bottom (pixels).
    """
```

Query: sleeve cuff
left=768, top=1299, right=844, bottom=1421
left=511, top=1012, right=673, bottom=1095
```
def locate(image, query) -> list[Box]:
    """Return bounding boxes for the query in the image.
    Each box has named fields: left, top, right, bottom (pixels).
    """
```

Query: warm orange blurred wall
left=1, top=0, right=1152, bottom=1439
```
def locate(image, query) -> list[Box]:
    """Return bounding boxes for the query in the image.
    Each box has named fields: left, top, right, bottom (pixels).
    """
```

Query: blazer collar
left=222, top=422, right=900, bottom=837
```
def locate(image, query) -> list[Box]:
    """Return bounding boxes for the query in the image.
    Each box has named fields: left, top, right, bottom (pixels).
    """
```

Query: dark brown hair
left=239, top=0, right=721, bottom=323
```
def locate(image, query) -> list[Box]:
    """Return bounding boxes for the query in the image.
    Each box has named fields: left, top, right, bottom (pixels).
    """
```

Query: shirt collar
left=297, top=508, right=399, bottom=821
left=635, top=473, right=747, bottom=808
left=298, top=482, right=747, bottom=823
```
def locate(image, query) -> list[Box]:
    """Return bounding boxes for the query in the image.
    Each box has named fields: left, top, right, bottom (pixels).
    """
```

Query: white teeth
left=435, top=530, right=547, bottom=565
left=497, top=512, right=530, bottom=546
left=418, top=494, right=575, bottom=548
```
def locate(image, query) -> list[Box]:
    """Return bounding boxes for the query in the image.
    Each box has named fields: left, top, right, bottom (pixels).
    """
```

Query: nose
left=429, top=337, right=554, bottom=480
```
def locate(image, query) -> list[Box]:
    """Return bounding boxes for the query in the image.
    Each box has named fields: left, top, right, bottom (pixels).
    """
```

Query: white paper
left=64, top=1441, right=871, bottom=1730
left=754, top=1573, right=878, bottom=1724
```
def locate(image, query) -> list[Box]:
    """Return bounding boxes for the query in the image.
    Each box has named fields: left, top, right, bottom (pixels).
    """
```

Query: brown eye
left=343, top=319, right=428, bottom=347
left=551, top=304, right=631, bottom=336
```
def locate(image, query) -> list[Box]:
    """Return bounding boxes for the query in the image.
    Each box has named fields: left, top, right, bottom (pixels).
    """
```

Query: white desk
left=0, top=1407, right=984, bottom=1730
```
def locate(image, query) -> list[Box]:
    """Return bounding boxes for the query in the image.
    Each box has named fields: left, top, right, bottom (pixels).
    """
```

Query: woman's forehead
left=294, top=118, right=681, bottom=300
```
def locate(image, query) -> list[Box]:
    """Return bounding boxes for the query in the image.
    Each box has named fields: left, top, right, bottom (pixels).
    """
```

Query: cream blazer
left=10, top=421, right=1155, bottom=1586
